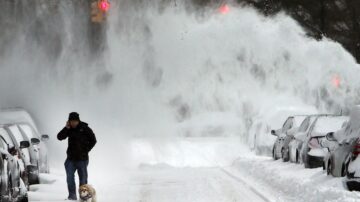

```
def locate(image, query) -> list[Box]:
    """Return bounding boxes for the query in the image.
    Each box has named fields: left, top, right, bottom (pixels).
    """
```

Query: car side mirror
left=20, top=141, right=30, bottom=149
left=326, top=132, right=336, bottom=141
left=41, top=134, right=49, bottom=142
left=31, top=138, right=40, bottom=145
left=271, top=130, right=277, bottom=136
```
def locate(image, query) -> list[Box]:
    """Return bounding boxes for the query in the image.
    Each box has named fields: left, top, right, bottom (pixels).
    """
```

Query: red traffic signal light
left=219, top=4, right=230, bottom=14
left=98, top=0, right=110, bottom=12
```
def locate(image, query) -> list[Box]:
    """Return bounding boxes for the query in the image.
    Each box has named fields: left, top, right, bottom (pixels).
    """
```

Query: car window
left=282, top=117, right=294, bottom=132
left=0, top=128, right=14, bottom=148
left=18, top=124, right=37, bottom=139
left=298, top=117, right=310, bottom=132
left=293, top=116, right=306, bottom=128
left=8, top=125, right=25, bottom=143
left=0, top=137, right=8, bottom=150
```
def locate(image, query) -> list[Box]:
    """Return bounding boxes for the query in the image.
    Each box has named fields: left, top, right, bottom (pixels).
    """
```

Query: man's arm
left=87, top=127, right=97, bottom=152
left=57, top=127, right=69, bottom=140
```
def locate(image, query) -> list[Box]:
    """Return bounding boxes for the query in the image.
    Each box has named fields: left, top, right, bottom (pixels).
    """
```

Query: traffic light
left=91, top=0, right=110, bottom=23
left=98, top=0, right=110, bottom=12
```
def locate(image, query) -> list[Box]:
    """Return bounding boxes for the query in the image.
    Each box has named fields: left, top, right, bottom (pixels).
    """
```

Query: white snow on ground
left=232, top=157, right=360, bottom=202
left=28, top=138, right=360, bottom=202
left=29, top=137, right=275, bottom=202
left=30, top=167, right=270, bottom=202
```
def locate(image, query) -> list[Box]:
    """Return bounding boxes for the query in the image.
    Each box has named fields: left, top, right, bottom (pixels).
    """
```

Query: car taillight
left=352, top=140, right=360, bottom=158
left=308, top=137, right=320, bottom=149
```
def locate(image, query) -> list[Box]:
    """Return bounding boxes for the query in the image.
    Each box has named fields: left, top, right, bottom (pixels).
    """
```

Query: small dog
left=79, top=184, right=97, bottom=202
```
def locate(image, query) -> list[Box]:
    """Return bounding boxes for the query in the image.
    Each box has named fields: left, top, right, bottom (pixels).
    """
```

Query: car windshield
left=18, top=124, right=37, bottom=139
left=312, top=116, right=348, bottom=135
left=298, top=118, right=310, bottom=132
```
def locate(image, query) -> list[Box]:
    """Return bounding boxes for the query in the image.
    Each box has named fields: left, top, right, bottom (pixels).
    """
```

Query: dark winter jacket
left=57, top=122, right=97, bottom=161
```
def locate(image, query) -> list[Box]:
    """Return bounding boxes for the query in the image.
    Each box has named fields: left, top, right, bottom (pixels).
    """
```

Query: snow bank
left=233, top=157, right=360, bottom=202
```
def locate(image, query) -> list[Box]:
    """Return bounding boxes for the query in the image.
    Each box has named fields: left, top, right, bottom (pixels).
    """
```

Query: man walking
left=57, top=112, right=97, bottom=200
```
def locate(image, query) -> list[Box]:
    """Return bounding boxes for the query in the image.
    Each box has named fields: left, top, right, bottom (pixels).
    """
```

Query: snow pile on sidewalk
left=233, top=157, right=360, bottom=202
left=28, top=173, right=68, bottom=201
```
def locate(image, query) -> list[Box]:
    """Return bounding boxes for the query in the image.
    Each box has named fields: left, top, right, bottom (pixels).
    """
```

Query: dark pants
left=65, top=159, right=89, bottom=199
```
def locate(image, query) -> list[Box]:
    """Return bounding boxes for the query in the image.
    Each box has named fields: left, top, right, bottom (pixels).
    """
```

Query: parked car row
left=270, top=106, right=360, bottom=191
left=0, top=108, right=50, bottom=202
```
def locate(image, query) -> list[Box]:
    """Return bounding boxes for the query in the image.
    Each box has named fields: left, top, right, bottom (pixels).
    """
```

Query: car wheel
left=17, top=195, right=28, bottom=202
left=282, top=149, right=289, bottom=162
left=296, top=151, right=299, bottom=164
left=327, top=161, right=332, bottom=176
left=272, top=147, right=277, bottom=160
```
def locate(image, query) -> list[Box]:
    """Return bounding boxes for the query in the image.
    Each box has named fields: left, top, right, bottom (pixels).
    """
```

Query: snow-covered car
left=0, top=108, right=50, bottom=174
left=279, top=115, right=308, bottom=162
left=289, top=115, right=320, bottom=163
left=271, top=116, right=294, bottom=160
left=323, top=132, right=355, bottom=177
left=6, top=124, right=40, bottom=185
left=18, top=124, right=49, bottom=173
left=301, top=115, right=349, bottom=168
left=0, top=129, right=28, bottom=202
left=322, top=106, right=360, bottom=177
left=248, top=118, right=277, bottom=156
left=345, top=137, right=360, bottom=191
left=248, top=104, right=317, bottom=157
left=0, top=125, right=30, bottom=186
left=271, top=115, right=307, bottom=160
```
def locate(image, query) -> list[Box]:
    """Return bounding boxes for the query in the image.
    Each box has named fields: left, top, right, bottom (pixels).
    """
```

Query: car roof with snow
left=0, top=108, right=39, bottom=133
left=333, top=106, right=360, bottom=142
left=311, top=115, right=349, bottom=137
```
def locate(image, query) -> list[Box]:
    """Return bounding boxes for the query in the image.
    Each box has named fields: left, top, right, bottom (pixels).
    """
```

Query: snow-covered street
left=28, top=138, right=272, bottom=202
left=30, top=166, right=270, bottom=202
left=27, top=138, right=360, bottom=202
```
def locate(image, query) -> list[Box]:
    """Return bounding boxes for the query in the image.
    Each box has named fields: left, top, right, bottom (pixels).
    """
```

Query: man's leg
left=76, top=160, right=89, bottom=186
left=65, top=159, right=77, bottom=200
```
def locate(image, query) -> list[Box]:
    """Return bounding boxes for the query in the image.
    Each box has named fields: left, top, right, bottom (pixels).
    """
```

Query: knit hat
left=68, top=112, right=80, bottom=121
